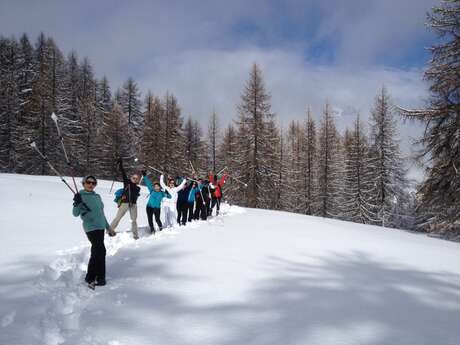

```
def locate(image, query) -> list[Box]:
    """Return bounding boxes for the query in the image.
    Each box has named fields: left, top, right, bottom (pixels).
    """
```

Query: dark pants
left=187, top=202, right=194, bottom=222
left=177, top=202, right=189, bottom=225
left=206, top=199, right=212, bottom=216
left=147, top=206, right=162, bottom=230
left=211, top=197, right=221, bottom=215
left=194, top=201, right=208, bottom=220
left=85, top=230, right=106, bottom=283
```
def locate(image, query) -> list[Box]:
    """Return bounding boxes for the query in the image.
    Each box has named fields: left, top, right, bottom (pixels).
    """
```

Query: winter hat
left=82, top=175, right=97, bottom=184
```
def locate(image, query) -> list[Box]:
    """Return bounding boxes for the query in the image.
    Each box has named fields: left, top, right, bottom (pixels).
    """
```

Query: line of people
left=72, top=158, right=228, bottom=288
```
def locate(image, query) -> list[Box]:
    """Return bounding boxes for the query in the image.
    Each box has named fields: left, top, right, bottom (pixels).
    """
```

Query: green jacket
left=72, top=190, right=110, bottom=233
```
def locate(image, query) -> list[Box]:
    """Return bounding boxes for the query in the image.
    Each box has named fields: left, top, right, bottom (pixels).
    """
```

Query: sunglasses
left=85, top=180, right=97, bottom=185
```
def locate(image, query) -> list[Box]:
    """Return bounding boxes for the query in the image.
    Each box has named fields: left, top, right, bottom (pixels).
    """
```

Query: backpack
left=114, top=188, right=124, bottom=203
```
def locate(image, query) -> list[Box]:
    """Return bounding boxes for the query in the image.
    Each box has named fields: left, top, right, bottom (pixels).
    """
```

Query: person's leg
left=153, top=208, right=163, bottom=230
left=93, top=230, right=106, bottom=284
left=110, top=203, right=129, bottom=230
left=170, top=204, right=178, bottom=227
left=129, top=205, right=138, bottom=238
left=163, top=206, right=171, bottom=228
left=211, top=197, right=217, bottom=216
left=146, top=206, right=155, bottom=232
left=201, top=203, right=207, bottom=220
left=216, top=197, right=221, bottom=215
left=194, top=203, right=200, bottom=220
left=85, top=231, right=97, bottom=283
left=188, top=202, right=194, bottom=222
left=181, top=203, right=187, bottom=225
left=176, top=203, right=181, bottom=224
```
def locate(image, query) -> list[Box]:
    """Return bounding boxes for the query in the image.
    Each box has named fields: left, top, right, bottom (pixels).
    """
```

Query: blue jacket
left=144, top=176, right=166, bottom=208
left=72, top=190, right=110, bottom=233
left=188, top=186, right=198, bottom=203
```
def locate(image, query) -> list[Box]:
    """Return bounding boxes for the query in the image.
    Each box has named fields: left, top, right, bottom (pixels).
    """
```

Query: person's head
left=154, top=182, right=161, bottom=192
left=82, top=175, right=97, bottom=192
left=192, top=181, right=198, bottom=188
left=131, top=174, right=140, bottom=185
left=198, top=178, right=203, bottom=185
left=168, top=179, right=176, bottom=188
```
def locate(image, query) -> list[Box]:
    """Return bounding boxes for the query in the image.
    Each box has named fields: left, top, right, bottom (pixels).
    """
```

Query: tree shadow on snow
left=74, top=249, right=460, bottom=345
left=212, top=251, right=460, bottom=345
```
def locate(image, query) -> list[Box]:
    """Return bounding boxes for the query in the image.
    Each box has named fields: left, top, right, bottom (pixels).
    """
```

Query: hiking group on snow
left=72, top=157, right=228, bottom=289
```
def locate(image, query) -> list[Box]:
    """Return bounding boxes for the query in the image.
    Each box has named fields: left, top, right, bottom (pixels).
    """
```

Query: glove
left=141, top=170, right=147, bottom=177
left=107, top=228, right=116, bottom=237
left=73, top=193, right=82, bottom=206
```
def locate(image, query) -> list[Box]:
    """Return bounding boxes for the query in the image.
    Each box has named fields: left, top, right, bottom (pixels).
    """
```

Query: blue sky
left=0, top=0, right=439, bottom=177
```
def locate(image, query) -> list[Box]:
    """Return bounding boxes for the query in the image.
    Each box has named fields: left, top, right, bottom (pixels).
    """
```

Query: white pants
left=111, top=203, right=138, bottom=236
left=163, top=203, right=177, bottom=228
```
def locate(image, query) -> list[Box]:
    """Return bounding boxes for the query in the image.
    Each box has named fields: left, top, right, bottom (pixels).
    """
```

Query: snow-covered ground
left=0, top=173, right=459, bottom=345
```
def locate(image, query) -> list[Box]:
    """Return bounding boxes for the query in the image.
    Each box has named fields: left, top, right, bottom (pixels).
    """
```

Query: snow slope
left=0, top=173, right=459, bottom=345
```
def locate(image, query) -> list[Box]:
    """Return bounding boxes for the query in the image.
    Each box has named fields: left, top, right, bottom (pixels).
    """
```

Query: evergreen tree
left=274, top=126, right=290, bottom=211
left=368, top=87, right=407, bottom=228
left=317, top=101, right=343, bottom=218
left=162, top=92, right=185, bottom=176
left=96, top=102, right=131, bottom=180
left=234, top=63, right=279, bottom=208
left=141, top=92, right=164, bottom=172
left=27, top=33, right=62, bottom=175
left=0, top=36, right=21, bottom=172
left=301, top=108, right=318, bottom=215
left=120, top=77, right=143, bottom=127
left=208, top=110, right=220, bottom=172
left=218, top=124, right=239, bottom=203
left=185, top=117, right=207, bottom=175
left=400, top=1, right=460, bottom=236
left=342, top=115, right=374, bottom=223
left=285, top=121, right=304, bottom=213
left=14, top=34, right=38, bottom=173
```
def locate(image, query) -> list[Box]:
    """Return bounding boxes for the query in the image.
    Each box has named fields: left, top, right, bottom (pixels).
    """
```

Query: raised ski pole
left=51, top=112, right=79, bottom=193
left=134, top=158, right=165, bottom=175
left=30, top=141, right=92, bottom=212
left=216, top=166, right=227, bottom=176
left=30, top=141, right=76, bottom=194
left=226, top=173, right=248, bottom=187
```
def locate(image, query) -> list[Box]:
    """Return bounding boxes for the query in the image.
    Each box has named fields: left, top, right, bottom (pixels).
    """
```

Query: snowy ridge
left=31, top=204, right=242, bottom=345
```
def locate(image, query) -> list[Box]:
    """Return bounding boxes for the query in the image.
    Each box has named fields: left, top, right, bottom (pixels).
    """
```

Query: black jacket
left=119, top=161, right=140, bottom=205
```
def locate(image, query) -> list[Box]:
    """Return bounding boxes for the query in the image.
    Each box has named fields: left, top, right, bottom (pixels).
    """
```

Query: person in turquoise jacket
left=187, top=181, right=199, bottom=222
left=142, top=171, right=166, bottom=233
left=72, top=175, right=116, bottom=288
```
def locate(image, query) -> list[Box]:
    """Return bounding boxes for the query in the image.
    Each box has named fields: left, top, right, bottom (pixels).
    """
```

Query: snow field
left=0, top=174, right=459, bottom=345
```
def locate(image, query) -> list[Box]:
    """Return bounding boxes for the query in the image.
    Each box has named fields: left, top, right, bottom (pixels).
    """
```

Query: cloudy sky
left=0, top=0, right=439, bottom=176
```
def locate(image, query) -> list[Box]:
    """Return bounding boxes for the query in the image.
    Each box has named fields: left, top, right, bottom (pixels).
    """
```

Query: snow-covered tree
left=207, top=110, right=220, bottom=172
left=301, top=108, right=318, bottom=215
left=368, top=87, right=407, bottom=228
left=218, top=124, right=239, bottom=203
left=162, top=92, right=186, bottom=176
left=96, top=102, right=132, bottom=180
left=184, top=116, right=207, bottom=175
left=342, top=115, right=374, bottom=223
left=234, top=63, right=279, bottom=208
left=317, top=101, right=343, bottom=218
left=141, top=92, right=164, bottom=172
left=0, top=36, right=21, bottom=172
left=284, top=121, right=305, bottom=213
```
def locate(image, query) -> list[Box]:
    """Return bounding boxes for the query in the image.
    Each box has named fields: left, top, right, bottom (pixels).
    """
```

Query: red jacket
left=209, top=174, right=227, bottom=199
